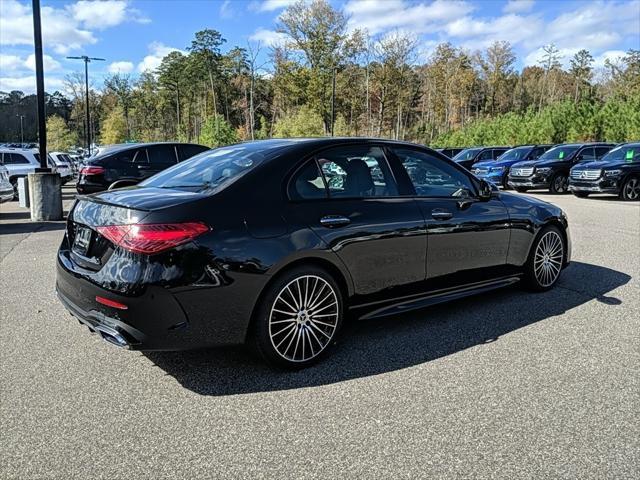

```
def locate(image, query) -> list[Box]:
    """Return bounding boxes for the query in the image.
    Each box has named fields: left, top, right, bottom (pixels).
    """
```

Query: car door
left=146, top=144, right=179, bottom=177
left=389, top=147, right=511, bottom=282
left=285, top=144, right=427, bottom=298
left=574, top=146, right=595, bottom=164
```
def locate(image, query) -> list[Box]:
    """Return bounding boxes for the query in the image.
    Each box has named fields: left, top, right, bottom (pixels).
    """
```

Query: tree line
left=1, top=0, right=638, bottom=151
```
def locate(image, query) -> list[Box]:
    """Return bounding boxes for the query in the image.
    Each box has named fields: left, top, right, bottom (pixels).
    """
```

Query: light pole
left=16, top=114, right=24, bottom=144
left=66, top=55, right=105, bottom=155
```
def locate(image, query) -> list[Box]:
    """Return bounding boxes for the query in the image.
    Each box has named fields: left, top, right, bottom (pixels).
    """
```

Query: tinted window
left=492, top=149, right=508, bottom=159
left=147, top=144, right=178, bottom=166
left=530, top=146, right=548, bottom=159
left=290, top=160, right=327, bottom=200
left=141, top=144, right=265, bottom=194
left=576, top=147, right=595, bottom=162
left=315, top=145, right=397, bottom=198
left=497, top=147, right=531, bottom=161
left=478, top=149, right=494, bottom=161
left=595, top=146, right=612, bottom=159
left=179, top=144, right=208, bottom=161
left=114, top=149, right=140, bottom=163
left=4, top=153, right=30, bottom=165
left=538, top=145, right=580, bottom=161
left=394, top=148, right=474, bottom=198
left=452, top=148, right=482, bottom=162
left=599, top=144, right=640, bottom=163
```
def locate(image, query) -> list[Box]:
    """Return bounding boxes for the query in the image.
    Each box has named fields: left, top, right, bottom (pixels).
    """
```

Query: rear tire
left=573, top=192, right=589, bottom=198
left=550, top=173, right=568, bottom=194
left=619, top=176, right=639, bottom=201
left=249, top=265, right=344, bottom=369
left=522, top=225, right=565, bottom=292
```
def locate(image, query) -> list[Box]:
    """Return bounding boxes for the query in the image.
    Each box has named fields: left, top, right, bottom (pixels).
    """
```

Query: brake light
left=80, top=166, right=105, bottom=175
left=95, top=296, right=128, bottom=310
left=96, top=222, right=209, bottom=255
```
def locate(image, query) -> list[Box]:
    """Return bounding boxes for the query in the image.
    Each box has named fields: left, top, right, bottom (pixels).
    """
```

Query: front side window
left=393, top=148, right=475, bottom=198
left=148, top=144, right=178, bottom=166
left=576, top=147, right=596, bottom=162
left=478, top=150, right=494, bottom=161
left=595, top=146, right=612, bottom=159
left=452, top=148, right=481, bottom=162
left=497, top=147, right=531, bottom=162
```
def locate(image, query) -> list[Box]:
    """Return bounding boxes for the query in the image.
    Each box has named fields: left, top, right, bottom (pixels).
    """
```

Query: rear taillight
left=96, top=222, right=209, bottom=255
left=80, top=166, right=105, bottom=175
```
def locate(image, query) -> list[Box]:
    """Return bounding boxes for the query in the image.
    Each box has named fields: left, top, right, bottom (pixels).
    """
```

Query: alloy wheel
left=268, top=275, right=339, bottom=363
left=534, top=231, right=564, bottom=287
left=554, top=175, right=568, bottom=193
left=624, top=178, right=639, bottom=200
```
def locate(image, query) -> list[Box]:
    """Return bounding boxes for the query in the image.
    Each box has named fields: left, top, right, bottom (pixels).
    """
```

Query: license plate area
left=72, top=225, right=93, bottom=256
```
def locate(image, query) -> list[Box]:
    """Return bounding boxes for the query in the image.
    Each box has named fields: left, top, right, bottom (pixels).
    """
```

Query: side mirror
left=478, top=179, right=493, bottom=201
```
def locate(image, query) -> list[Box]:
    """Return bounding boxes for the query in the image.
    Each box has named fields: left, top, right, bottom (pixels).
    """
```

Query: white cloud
left=249, top=28, right=288, bottom=47
left=108, top=61, right=134, bottom=74
left=250, top=0, right=297, bottom=12
left=0, top=75, right=65, bottom=93
left=24, top=53, right=62, bottom=72
left=503, top=0, right=535, bottom=14
left=345, top=0, right=474, bottom=35
left=0, top=54, right=24, bottom=72
left=219, top=0, right=234, bottom=19
left=593, top=50, right=628, bottom=68
left=137, top=42, right=184, bottom=72
left=69, top=0, right=128, bottom=29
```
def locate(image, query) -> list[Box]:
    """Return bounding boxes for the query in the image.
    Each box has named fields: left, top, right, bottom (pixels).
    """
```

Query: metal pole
left=20, top=116, right=24, bottom=144
left=31, top=0, right=48, bottom=171
left=330, top=67, right=336, bottom=137
left=84, top=58, right=91, bottom=155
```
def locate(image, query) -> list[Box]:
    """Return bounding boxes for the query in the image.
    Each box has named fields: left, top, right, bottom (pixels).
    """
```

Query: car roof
left=92, top=141, right=208, bottom=158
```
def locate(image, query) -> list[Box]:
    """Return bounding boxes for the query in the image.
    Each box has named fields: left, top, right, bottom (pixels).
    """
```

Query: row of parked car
left=2, top=140, right=639, bottom=204
left=437, top=142, right=640, bottom=201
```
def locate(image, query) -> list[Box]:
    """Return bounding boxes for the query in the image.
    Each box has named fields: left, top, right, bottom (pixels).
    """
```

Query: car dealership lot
left=1, top=186, right=638, bottom=479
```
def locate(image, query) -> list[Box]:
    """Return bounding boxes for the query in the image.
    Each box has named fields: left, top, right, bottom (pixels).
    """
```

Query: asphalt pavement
left=1, top=186, right=638, bottom=479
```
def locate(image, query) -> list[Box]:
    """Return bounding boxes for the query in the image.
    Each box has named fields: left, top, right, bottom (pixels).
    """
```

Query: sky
left=1, top=0, right=639, bottom=94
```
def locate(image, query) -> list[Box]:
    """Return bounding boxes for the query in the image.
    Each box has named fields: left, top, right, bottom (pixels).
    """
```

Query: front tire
left=550, top=173, right=568, bottom=194
left=250, top=266, right=344, bottom=369
left=522, top=226, right=565, bottom=292
left=619, top=176, right=639, bottom=201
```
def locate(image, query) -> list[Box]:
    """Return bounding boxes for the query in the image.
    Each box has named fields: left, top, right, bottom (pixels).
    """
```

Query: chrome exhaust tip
left=94, top=324, right=129, bottom=348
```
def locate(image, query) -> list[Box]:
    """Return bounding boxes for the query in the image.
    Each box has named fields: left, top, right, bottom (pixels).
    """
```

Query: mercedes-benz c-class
left=57, top=138, right=571, bottom=368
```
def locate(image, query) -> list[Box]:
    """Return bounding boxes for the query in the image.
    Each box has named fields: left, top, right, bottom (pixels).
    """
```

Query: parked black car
left=435, top=147, right=465, bottom=158
left=569, top=143, right=640, bottom=200
left=76, top=142, right=209, bottom=193
left=452, top=146, right=511, bottom=170
left=57, top=138, right=571, bottom=369
left=508, top=142, right=614, bottom=193
left=472, top=144, right=554, bottom=189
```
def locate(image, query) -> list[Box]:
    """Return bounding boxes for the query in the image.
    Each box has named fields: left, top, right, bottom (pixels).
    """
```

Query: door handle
left=431, top=209, right=453, bottom=220
left=320, top=215, right=351, bottom=228
left=136, top=165, right=151, bottom=170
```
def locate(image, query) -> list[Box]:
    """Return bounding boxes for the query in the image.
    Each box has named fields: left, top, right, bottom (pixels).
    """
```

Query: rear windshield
left=140, top=144, right=265, bottom=193
left=452, top=148, right=482, bottom=161
left=497, top=146, right=531, bottom=161
left=600, top=144, right=640, bottom=163
left=537, top=145, right=580, bottom=161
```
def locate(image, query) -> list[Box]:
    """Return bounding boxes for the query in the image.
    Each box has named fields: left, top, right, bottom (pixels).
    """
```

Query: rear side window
left=140, top=144, right=265, bottom=194
left=113, top=149, right=142, bottom=163
left=178, top=144, right=208, bottom=161
left=148, top=144, right=178, bottom=167
left=3, top=153, right=30, bottom=165
left=530, top=147, right=547, bottom=159
left=493, top=149, right=508, bottom=159
left=290, top=160, right=328, bottom=200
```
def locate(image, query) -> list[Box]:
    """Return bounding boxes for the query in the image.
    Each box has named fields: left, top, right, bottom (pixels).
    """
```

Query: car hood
left=572, top=159, right=632, bottom=169
left=83, top=186, right=208, bottom=211
left=511, top=161, right=537, bottom=169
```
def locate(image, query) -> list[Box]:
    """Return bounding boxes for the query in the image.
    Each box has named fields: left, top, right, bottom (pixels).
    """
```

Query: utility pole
left=16, top=115, right=24, bottom=144
left=32, top=0, right=48, bottom=171
left=330, top=67, right=336, bottom=137
left=66, top=55, right=105, bottom=155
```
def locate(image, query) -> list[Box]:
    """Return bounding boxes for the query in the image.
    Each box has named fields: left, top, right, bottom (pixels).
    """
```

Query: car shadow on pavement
left=143, top=261, right=630, bottom=396
left=0, top=220, right=66, bottom=235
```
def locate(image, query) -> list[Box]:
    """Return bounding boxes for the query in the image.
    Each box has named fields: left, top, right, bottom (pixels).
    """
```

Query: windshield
left=496, top=146, right=532, bottom=162
left=452, top=148, right=482, bottom=162
left=537, top=145, right=580, bottom=161
left=141, top=144, right=263, bottom=193
left=599, top=144, right=640, bottom=163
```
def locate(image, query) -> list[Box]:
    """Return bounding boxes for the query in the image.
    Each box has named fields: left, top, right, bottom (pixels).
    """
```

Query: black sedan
left=76, top=142, right=209, bottom=194
left=452, top=146, right=511, bottom=170
left=57, top=138, right=571, bottom=369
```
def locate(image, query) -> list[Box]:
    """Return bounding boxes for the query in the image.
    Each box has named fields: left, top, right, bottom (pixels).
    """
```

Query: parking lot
left=1, top=186, right=638, bottom=479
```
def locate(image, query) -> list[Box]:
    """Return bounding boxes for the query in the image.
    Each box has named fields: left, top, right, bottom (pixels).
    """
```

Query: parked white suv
left=49, top=152, right=74, bottom=183
left=0, top=148, right=58, bottom=199
left=0, top=165, right=13, bottom=203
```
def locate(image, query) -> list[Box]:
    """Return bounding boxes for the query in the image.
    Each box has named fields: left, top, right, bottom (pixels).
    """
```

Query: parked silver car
left=0, top=165, right=13, bottom=203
